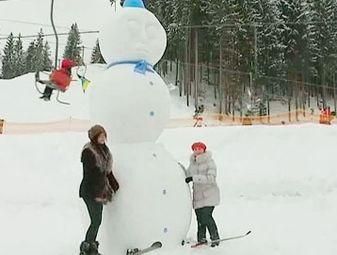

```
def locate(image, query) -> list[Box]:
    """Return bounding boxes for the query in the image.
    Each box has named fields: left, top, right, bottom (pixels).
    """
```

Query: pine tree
left=1, top=33, right=16, bottom=79
left=25, top=40, right=37, bottom=73
left=91, top=39, right=106, bottom=64
left=253, top=0, right=284, bottom=79
left=42, top=41, right=52, bottom=71
left=63, top=23, right=83, bottom=64
left=14, top=34, right=25, bottom=76
left=278, top=0, right=311, bottom=76
left=34, top=29, right=46, bottom=72
left=308, top=0, right=337, bottom=80
left=23, top=29, right=51, bottom=73
left=307, top=0, right=337, bottom=105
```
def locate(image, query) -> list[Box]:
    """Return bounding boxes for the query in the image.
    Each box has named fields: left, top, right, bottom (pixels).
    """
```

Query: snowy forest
left=0, top=23, right=104, bottom=80
left=146, top=0, right=337, bottom=115
left=2, top=0, right=337, bottom=115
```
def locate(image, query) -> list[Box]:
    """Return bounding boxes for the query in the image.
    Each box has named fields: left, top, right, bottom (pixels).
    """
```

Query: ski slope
left=0, top=65, right=190, bottom=123
left=1, top=73, right=337, bottom=255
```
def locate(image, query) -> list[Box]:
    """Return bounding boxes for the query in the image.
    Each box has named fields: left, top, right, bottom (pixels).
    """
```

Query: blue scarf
left=107, top=60, right=154, bottom=75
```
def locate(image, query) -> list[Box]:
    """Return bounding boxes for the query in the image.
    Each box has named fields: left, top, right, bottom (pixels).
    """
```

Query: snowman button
left=149, top=81, right=154, bottom=86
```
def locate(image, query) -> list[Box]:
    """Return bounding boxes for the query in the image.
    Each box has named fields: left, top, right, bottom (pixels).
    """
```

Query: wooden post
left=0, top=119, right=4, bottom=134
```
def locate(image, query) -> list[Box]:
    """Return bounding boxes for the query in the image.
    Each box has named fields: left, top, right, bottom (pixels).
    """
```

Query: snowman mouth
left=135, top=47, right=150, bottom=56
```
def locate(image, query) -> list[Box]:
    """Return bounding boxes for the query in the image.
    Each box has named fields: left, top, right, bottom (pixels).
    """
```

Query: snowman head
left=99, top=0, right=167, bottom=66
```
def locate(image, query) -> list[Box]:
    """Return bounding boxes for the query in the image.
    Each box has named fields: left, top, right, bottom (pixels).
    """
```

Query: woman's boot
left=79, top=241, right=91, bottom=255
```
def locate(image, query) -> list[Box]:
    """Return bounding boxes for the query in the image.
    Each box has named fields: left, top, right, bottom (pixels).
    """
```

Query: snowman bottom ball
left=99, top=142, right=192, bottom=254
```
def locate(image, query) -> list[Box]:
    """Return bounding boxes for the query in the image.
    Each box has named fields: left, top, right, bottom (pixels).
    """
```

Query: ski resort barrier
left=0, top=118, right=91, bottom=135
left=168, top=110, right=335, bottom=128
left=0, top=111, right=334, bottom=135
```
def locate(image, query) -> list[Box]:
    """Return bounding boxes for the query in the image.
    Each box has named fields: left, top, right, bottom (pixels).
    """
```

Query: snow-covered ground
left=0, top=65, right=191, bottom=123
left=1, top=70, right=337, bottom=255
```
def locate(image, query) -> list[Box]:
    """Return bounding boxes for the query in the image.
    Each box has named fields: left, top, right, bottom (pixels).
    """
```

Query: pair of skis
left=183, top=230, right=252, bottom=248
left=125, top=230, right=251, bottom=255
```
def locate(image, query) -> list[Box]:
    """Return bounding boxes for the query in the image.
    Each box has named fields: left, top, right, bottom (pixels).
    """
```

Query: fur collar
left=190, top=151, right=212, bottom=164
left=83, top=142, right=113, bottom=173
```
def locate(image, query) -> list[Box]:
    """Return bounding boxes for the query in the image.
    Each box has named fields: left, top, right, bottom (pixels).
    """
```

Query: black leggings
left=43, top=87, right=53, bottom=98
left=195, top=206, right=219, bottom=242
left=83, top=198, right=103, bottom=243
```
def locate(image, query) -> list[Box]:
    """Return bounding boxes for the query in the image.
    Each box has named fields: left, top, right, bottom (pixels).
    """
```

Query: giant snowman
left=89, top=0, right=192, bottom=254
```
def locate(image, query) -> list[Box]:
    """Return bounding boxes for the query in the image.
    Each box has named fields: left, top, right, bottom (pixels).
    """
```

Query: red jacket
left=50, top=68, right=72, bottom=91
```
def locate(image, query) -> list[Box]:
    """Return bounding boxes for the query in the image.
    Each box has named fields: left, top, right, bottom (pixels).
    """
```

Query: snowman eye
left=127, top=20, right=139, bottom=32
left=146, top=24, right=159, bottom=39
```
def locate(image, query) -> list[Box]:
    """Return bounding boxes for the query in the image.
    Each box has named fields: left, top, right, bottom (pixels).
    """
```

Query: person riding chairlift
left=37, top=58, right=76, bottom=101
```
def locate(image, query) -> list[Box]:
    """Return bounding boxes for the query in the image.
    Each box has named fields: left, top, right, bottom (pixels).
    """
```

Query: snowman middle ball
left=89, top=65, right=170, bottom=144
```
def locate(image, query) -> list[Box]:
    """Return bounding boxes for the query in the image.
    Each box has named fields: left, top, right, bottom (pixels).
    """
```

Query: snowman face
left=100, top=8, right=167, bottom=66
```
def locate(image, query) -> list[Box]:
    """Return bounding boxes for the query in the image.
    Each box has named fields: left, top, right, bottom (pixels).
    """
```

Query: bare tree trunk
left=194, top=29, right=199, bottom=110
left=332, top=72, right=337, bottom=114
left=179, top=59, right=183, bottom=97
left=219, top=38, right=223, bottom=114
left=232, top=96, right=235, bottom=122
left=188, top=28, right=192, bottom=99
left=184, top=28, right=190, bottom=106
left=175, top=58, right=179, bottom=86
left=322, top=63, right=326, bottom=108
left=225, top=76, right=229, bottom=115
left=295, top=81, right=299, bottom=121
left=213, top=72, right=220, bottom=100
left=228, top=92, right=231, bottom=114
left=288, top=82, right=292, bottom=122
left=267, top=96, right=270, bottom=123
left=240, top=83, right=243, bottom=118
left=301, top=74, right=305, bottom=117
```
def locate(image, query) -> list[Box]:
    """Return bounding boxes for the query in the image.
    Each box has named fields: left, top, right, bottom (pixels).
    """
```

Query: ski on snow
left=182, top=231, right=252, bottom=248
left=126, top=241, right=162, bottom=255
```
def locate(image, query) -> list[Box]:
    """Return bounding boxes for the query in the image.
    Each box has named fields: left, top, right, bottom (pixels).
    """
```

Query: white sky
left=0, top=0, right=113, bottom=62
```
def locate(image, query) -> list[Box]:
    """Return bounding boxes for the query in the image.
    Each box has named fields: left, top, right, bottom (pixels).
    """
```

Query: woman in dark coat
left=79, top=125, right=119, bottom=255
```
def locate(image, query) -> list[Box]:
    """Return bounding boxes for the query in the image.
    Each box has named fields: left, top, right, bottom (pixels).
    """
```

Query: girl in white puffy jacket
left=184, top=142, right=220, bottom=247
